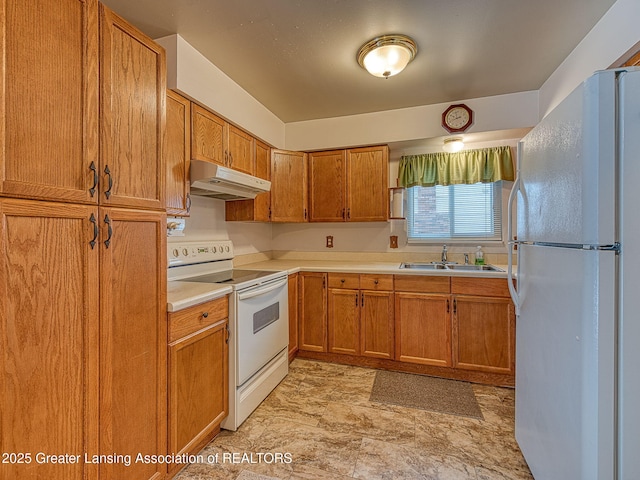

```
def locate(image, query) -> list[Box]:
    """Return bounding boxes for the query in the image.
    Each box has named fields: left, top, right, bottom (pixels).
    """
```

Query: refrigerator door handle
left=507, top=175, right=521, bottom=315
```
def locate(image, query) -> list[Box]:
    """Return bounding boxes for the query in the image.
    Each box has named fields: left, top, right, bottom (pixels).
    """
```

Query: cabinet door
left=308, top=150, right=346, bottom=222
left=395, top=293, right=452, bottom=367
left=0, top=0, right=99, bottom=204
left=271, top=149, right=308, bottom=222
left=328, top=289, right=360, bottom=355
left=0, top=199, right=99, bottom=480
left=453, top=295, right=515, bottom=374
left=225, top=140, right=270, bottom=221
left=169, top=320, right=228, bottom=460
left=299, top=272, right=327, bottom=352
left=288, top=273, right=299, bottom=360
left=191, top=103, right=225, bottom=166
left=165, top=90, right=191, bottom=216
left=346, top=146, right=389, bottom=221
left=227, top=124, right=254, bottom=175
left=100, top=5, right=166, bottom=210
left=99, top=208, right=166, bottom=480
left=361, top=291, right=394, bottom=359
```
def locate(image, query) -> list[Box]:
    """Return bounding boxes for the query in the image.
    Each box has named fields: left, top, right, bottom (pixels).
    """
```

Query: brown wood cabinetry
left=271, top=149, right=308, bottom=222
left=299, top=272, right=327, bottom=351
left=165, top=90, right=191, bottom=216
left=191, top=104, right=255, bottom=175
left=99, top=5, right=166, bottom=210
left=0, top=0, right=99, bottom=204
left=452, top=278, right=515, bottom=375
left=308, top=146, right=389, bottom=222
left=1, top=4, right=168, bottom=479
left=327, top=273, right=394, bottom=359
left=226, top=140, right=271, bottom=221
left=308, top=150, right=347, bottom=222
left=346, top=146, right=389, bottom=221
left=168, top=298, right=229, bottom=478
left=288, top=273, right=300, bottom=361
left=99, top=208, right=166, bottom=480
left=0, top=199, right=100, bottom=480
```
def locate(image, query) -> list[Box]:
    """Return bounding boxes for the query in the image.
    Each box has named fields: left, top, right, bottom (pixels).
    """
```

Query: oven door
left=235, top=276, right=289, bottom=386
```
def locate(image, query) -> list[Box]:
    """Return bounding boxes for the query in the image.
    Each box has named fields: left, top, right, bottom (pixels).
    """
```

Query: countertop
left=237, top=259, right=510, bottom=279
left=167, top=281, right=232, bottom=312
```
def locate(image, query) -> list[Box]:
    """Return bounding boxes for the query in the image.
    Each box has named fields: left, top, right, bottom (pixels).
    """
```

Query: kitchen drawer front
left=328, top=273, right=360, bottom=289
left=394, top=275, right=450, bottom=294
left=169, top=297, right=229, bottom=342
left=451, top=277, right=511, bottom=297
left=360, top=274, right=393, bottom=291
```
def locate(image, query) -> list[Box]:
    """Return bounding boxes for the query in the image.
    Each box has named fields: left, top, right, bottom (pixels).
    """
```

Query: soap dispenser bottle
left=475, top=246, right=485, bottom=265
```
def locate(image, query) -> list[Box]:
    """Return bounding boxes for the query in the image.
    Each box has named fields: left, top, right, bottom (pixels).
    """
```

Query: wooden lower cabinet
left=298, top=272, right=327, bottom=352
left=453, top=295, right=515, bottom=374
left=360, top=291, right=394, bottom=359
left=99, top=208, right=167, bottom=480
left=328, top=288, right=360, bottom=355
left=395, top=293, right=452, bottom=367
left=288, top=273, right=299, bottom=361
left=0, top=199, right=99, bottom=480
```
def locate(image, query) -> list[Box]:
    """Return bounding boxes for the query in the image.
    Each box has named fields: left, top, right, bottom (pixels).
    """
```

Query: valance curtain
left=398, top=145, right=514, bottom=188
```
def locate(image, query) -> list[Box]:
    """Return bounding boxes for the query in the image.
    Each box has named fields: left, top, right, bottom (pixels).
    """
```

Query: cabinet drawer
left=328, top=273, right=360, bottom=289
left=360, top=274, right=393, bottom=291
left=451, top=277, right=511, bottom=297
left=169, top=297, right=229, bottom=342
left=394, top=275, right=450, bottom=293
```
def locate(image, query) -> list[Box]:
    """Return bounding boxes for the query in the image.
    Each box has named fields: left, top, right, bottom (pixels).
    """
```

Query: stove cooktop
left=187, top=269, right=282, bottom=286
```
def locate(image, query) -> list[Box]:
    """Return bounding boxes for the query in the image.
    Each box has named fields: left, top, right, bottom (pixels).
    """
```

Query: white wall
left=538, top=0, right=640, bottom=118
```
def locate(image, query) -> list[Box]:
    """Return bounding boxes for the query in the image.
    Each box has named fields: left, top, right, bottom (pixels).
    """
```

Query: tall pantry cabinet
left=0, top=2, right=167, bottom=480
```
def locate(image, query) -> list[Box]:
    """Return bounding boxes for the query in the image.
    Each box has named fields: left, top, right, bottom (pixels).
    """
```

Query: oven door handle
left=237, top=277, right=288, bottom=300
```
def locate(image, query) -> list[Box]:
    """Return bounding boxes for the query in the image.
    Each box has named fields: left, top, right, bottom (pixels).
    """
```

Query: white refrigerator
left=508, top=68, right=640, bottom=479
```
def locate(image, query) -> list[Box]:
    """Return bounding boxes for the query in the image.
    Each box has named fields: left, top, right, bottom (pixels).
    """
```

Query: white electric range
left=168, top=240, right=289, bottom=430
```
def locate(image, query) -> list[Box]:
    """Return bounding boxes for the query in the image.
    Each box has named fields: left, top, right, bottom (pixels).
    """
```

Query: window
left=407, top=182, right=503, bottom=243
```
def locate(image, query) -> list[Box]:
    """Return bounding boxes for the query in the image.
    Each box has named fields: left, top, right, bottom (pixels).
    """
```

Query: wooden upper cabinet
left=99, top=4, right=166, bottom=210
left=226, top=139, right=271, bottom=222
left=0, top=0, right=99, bottom=204
left=191, top=103, right=256, bottom=175
left=165, top=90, right=191, bottom=216
left=0, top=198, right=99, bottom=480
left=227, top=124, right=255, bottom=175
left=347, top=145, right=389, bottom=221
left=308, top=150, right=347, bottom=222
left=271, top=149, right=308, bottom=222
left=191, top=103, right=225, bottom=166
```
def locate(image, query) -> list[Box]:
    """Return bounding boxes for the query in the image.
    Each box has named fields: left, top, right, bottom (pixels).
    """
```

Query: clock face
left=442, top=104, right=473, bottom=133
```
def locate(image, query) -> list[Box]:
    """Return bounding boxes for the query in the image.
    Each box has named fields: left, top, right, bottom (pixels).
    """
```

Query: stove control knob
left=219, top=244, right=224, bottom=252
left=172, top=248, right=179, bottom=258
left=182, top=248, right=189, bottom=257
left=225, top=246, right=230, bottom=252
left=212, top=246, right=217, bottom=253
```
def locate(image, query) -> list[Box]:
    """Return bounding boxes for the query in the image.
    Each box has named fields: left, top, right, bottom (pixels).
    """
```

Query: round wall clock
left=442, top=104, right=473, bottom=133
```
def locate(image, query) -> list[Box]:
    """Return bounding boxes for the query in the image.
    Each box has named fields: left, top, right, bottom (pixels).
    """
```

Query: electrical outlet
left=390, top=235, right=398, bottom=248
left=326, top=235, right=334, bottom=248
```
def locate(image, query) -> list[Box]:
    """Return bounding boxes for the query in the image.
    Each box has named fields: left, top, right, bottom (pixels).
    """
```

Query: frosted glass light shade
left=357, top=35, right=417, bottom=78
left=443, top=137, right=464, bottom=153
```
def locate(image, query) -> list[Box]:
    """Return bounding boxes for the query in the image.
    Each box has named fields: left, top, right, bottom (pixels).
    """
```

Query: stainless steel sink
left=446, top=264, right=504, bottom=272
left=399, top=262, right=503, bottom=272
left=399, top=262, right=447, bottom=270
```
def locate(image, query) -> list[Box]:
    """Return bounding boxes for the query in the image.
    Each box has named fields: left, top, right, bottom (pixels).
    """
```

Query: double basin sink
left=400, top=262, right=504, bottom=272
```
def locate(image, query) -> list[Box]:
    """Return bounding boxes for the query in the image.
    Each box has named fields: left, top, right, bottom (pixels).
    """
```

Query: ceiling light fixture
left=443, top=137, right=465, bottom=153
left=357, top=34, right=417, bottom=78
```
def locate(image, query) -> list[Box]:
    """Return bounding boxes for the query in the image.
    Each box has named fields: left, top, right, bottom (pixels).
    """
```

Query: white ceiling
left=101, top=0, right=616, bottom=124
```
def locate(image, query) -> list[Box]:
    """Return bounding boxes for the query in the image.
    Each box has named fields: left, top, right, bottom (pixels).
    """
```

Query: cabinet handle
left=342, top=208, right=345, bottom=220
left=89, top=213, right=98, bottom=249
left=229, top=152, right=233, bottom=166
left=89, top=161, right=98, bottom=197
left=355, top=293, right=358, bottom=307
left=104, top=214, right=112, bottom=248
left=186, top=193, right=191, bottom=213
left=225, top=324, right=230, bottom=344
left=453, top=299, right=457, bottom=314
left=304, top=208, right=307, bottom=220
left=374, top=279, right=379, bottom=285
left=341, top=279, right=345, bottom=284
left=446, top=299, right=450, bottom=313
left=347, top=208, right=351, bottom=220
left=322, top=276, right=326, bottom=289
left=202, top=311, right=209, bottom=318
left=361, top=292, right=364, bottom=307
left=104, top=165, right=113, bottom=199
left=224, top=150, right=229, bottom=166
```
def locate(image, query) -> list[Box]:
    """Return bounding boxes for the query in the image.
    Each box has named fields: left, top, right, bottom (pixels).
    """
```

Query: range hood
left=190, top=161, right=271, bottom=200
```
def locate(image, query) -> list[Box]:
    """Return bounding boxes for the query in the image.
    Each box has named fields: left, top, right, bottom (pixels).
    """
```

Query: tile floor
left=175, top=358, right=532, bottom=480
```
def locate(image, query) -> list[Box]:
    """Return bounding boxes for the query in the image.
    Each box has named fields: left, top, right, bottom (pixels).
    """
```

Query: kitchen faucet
left=441, top=245, right=448, bottom=263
